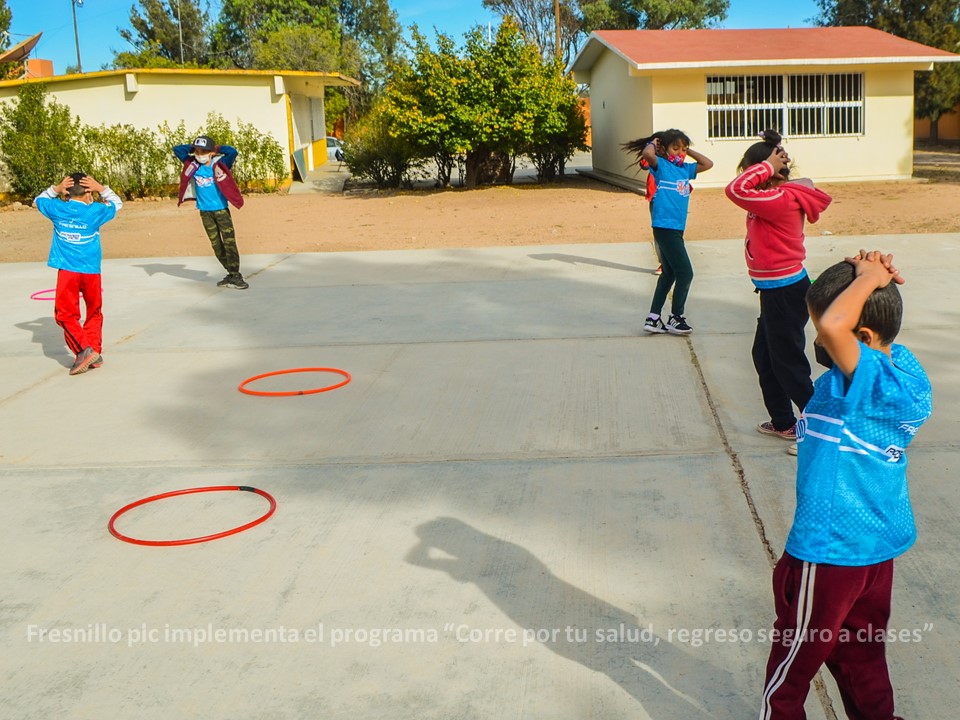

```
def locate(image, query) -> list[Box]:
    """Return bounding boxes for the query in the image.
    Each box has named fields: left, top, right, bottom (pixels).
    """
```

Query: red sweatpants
left=759, top=552, right=897, bottom=720
left=55, top=269, right=103, bottom=355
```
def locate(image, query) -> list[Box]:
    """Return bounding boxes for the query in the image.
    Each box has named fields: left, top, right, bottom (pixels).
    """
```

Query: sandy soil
left=2, top=163, right=958, bottom=264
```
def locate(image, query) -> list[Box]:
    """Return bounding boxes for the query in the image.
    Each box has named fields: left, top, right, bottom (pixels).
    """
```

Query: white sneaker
left=787, top=444, right=798, bottom=456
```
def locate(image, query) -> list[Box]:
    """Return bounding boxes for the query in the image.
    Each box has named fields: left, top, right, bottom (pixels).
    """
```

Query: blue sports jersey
left=35, top=188, right=122, bottom=274
left=648, top=159, right=697, bottom=231
left=194, top=162, right=227, bottom=211
left=786, top=342, right=932, bottom=566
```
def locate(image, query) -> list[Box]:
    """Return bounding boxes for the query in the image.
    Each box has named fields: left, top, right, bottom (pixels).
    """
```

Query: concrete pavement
left=2, top=232, right=958, bottom=719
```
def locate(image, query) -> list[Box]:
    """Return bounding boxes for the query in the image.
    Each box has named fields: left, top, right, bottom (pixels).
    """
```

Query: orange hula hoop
left=238, top=367, right=351, bottom=397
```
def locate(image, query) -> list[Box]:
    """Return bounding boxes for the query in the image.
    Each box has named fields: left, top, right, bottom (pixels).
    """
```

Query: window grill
left=706, top=73, right=863, bottom=139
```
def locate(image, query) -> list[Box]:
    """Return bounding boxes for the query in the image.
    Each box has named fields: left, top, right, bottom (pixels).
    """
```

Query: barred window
left=707, top=73, right=863, bottom=140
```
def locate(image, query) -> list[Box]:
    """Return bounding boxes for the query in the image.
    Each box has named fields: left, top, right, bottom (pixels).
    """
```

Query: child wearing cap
left=173, top=135, right=248, bottom=289
left=34, top=173, right=123, bottom=375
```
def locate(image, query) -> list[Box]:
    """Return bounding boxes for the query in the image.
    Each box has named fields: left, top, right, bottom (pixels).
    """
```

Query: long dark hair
left=622, top=128, right=691, bottom=167
left=737, top=128, right=790, bottom=178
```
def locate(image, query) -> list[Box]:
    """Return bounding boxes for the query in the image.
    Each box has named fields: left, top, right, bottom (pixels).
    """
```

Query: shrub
left=0, top=83, right=85, bottom=198
left=0, top=87, right=290, bottom=200
left=343, top=103, right=422, bottom=188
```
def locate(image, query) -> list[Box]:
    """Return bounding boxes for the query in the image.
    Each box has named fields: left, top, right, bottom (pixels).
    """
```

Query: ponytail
left=737, top=128, right=790, bottom=178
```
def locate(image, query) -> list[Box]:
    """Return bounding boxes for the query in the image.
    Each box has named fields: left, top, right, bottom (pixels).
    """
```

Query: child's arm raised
left=686, top=148, right=713, bottom=173
left=641, top=139, right=659, bottom=170
left=815, top=250, right=903, bottom=378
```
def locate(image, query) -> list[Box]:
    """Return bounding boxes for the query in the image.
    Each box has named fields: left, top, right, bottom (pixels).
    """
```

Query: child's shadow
left=133, top=263, right=210, bottom=282
left=407, top=517, right=753, bottom=719
left=15, top=317, right=70, bottom=367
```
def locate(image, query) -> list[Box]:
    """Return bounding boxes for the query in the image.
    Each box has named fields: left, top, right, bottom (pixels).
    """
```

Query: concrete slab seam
left=683, top=335, right=841, bottom=720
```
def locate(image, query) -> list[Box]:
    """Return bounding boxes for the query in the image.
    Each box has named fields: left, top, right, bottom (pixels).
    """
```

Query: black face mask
left=814, top=344, right=834, bottom=370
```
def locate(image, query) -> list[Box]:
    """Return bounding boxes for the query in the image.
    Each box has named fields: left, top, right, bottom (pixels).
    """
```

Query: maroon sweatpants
left=759, top=552, right=897, bottom=720
left=55, top=269, right=103, bottom=355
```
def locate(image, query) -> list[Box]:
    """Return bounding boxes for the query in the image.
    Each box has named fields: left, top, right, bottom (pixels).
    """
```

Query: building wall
left=588, top=51, right=652, bottom=181
left=0, top=73, right=292, bottom=172
left=916, top=108, right=960, bottom=141
left=589, top=54, right=919, bottom=187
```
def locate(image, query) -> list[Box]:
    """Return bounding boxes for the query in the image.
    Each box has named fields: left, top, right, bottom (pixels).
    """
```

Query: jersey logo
left=195, top=175, right=215, bottom=188
left=795, top=418, right=807, bottom=441
left=676, top=179, right=690, bottom=197
left=884, top=445, right=905, bottom=463
left=897, top=423, right=919, bottom=436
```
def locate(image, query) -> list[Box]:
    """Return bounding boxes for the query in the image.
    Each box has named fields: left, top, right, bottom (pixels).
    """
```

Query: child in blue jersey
left=174, top=135, right=247, bottom=289
left=759, top=250, right=931, bottom=720
left=623, top=129, right=713, bottom=335
left=34, top=173, right=123, bottom=375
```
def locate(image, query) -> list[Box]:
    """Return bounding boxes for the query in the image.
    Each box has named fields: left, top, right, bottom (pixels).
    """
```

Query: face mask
left=195, top=154, right=212, bottom=164
left=667, top=153, right=686, bottom=166
left=814, top=344, right=834, bottom=370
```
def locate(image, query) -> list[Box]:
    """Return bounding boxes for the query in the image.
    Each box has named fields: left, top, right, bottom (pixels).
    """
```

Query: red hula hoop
left=30, top=289, right=56, bottom=301
left=238, top=367, right=351, bottom=397
left=108, top=485, right=277, bottom=546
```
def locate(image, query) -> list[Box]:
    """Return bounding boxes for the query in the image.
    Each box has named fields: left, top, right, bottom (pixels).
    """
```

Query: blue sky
left=7, top=0, right=822, bottom=75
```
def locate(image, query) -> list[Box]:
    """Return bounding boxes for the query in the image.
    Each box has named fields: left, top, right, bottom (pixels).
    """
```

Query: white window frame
left=706, top=73, right=864, bottom=140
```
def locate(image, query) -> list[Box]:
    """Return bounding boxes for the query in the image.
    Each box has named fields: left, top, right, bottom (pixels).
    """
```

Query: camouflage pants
left=199, top=209, right=240, bottom=274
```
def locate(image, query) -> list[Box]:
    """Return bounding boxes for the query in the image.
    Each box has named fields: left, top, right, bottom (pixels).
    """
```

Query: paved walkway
left=2, top=233, right=958, bottom=719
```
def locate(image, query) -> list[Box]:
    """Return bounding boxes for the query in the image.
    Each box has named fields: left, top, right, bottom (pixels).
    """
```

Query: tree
left=482, top=0, right=729, bottom=61
left=814, top=0, right=960, bottom=140
left=379, top=18, right=587, bottom=188
left=382, top=29, right=469, bottom=186
left=481, top=0, right=582, bottom=64
left=1, top=1, right=11, bottom=51
left=252, top=23, right=342, bottom=71
left=115, top=0, right=210, bottom=67
left=212, top=0, right=337, bottom=68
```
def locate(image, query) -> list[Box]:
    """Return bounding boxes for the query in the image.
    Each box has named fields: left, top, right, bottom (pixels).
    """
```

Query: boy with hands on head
left=34, top=173, right=123, bottom=375
left=759, top=248, right=931, bottom=720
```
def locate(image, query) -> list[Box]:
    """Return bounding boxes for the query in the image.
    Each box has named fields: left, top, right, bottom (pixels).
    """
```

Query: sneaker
left=787, top=443, right=798, bottom=456
left=69, top=347, right=101, bottom=375
left=216, top=274, right=233, bottom=287
left=757, top=421, right=797, bottom=441
left=226, top=273, right=249, bottom=290
left=653, top=264, right=663, bottom=275
left=90, top=355, right=103, bottom=369
left=666, top=315, right=692, bottom=335
left=643, top=314, right=667, bottom=334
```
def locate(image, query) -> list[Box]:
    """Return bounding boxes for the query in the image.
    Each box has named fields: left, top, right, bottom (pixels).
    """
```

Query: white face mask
left=195, top=153, right=212, bottom=164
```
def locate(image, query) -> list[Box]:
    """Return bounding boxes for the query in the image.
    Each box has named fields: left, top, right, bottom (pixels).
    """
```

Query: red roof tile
left=581, top=27, right=959, bottom=69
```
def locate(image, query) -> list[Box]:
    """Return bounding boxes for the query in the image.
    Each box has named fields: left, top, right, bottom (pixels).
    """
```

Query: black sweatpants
left=752, top=277, right=813, bottom=431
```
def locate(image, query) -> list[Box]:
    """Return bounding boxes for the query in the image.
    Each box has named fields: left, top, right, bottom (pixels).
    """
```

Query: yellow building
left=0, top=68, right=359, bottom=177
left=571, top=27, right=960, bottom=188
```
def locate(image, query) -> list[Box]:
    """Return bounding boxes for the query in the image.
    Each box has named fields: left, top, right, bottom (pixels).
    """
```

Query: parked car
left=326, top=136, right=345, bottom=163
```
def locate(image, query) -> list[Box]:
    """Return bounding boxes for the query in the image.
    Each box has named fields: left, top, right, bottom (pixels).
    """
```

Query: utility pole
left=554, top=0, right=561, bottom=61
left=176, top=0, right=184, bottom=66
left=71, top=0, right=83, bottom=73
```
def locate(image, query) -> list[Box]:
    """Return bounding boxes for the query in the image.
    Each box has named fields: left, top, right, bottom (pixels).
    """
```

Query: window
left=706, top=73, right=863, bottom=140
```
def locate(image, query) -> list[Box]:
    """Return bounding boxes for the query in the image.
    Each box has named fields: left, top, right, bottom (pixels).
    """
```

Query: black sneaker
left=226, top=273, right=249, bottom=290
left=666, top=315, right=692, bottom=335
left=643, top=315, right=667, bottom=334
left=69, top=347, right=101, bottom=375
left=216, top=274, right=233, bottom=287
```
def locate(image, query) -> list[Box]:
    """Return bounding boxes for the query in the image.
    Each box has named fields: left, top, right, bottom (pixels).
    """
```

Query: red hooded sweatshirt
left=725, top=161, right=832, bottom=289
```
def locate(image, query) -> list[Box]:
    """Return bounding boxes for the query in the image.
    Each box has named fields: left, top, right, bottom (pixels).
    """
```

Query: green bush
left=0, top=86, right=290, bottom=200
left=343, top=103, right=422, bottom=188
left=0, top=83, right=85, bottom=198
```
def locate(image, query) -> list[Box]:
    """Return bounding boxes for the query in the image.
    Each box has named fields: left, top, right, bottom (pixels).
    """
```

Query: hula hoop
left=30, top=289, right=56, bottom=301
left=108, top=485, right=276, bottom=546
left=238, top=367, right=351, bottom=397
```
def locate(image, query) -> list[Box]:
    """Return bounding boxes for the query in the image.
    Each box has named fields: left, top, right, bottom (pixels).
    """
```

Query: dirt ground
left=2, top=149, right=958, bottom=264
